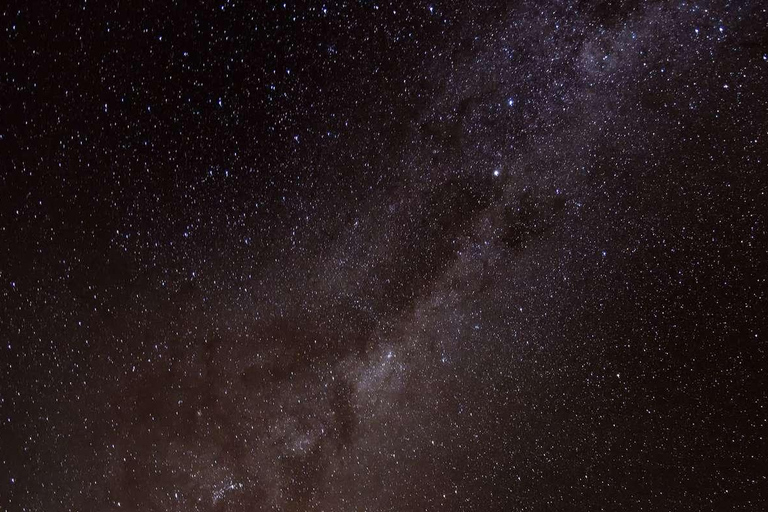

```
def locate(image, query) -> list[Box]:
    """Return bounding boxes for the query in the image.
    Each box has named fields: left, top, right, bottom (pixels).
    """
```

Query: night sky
left=2, top=1, right=768, bottom=510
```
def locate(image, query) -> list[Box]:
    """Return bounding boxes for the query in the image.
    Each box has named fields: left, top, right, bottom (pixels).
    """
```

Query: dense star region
left=1, top=1, right=767, bottom=510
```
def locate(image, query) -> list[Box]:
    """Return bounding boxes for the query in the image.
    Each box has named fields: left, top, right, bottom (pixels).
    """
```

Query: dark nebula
left=1, top=1, right=767, bottom=510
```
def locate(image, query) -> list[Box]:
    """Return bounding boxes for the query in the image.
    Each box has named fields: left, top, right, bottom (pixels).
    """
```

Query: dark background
left=1, top=1, right=767, bottom=510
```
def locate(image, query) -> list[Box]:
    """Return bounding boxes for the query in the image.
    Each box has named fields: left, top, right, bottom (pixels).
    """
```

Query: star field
left=1, top=1, right=767, bottom=510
